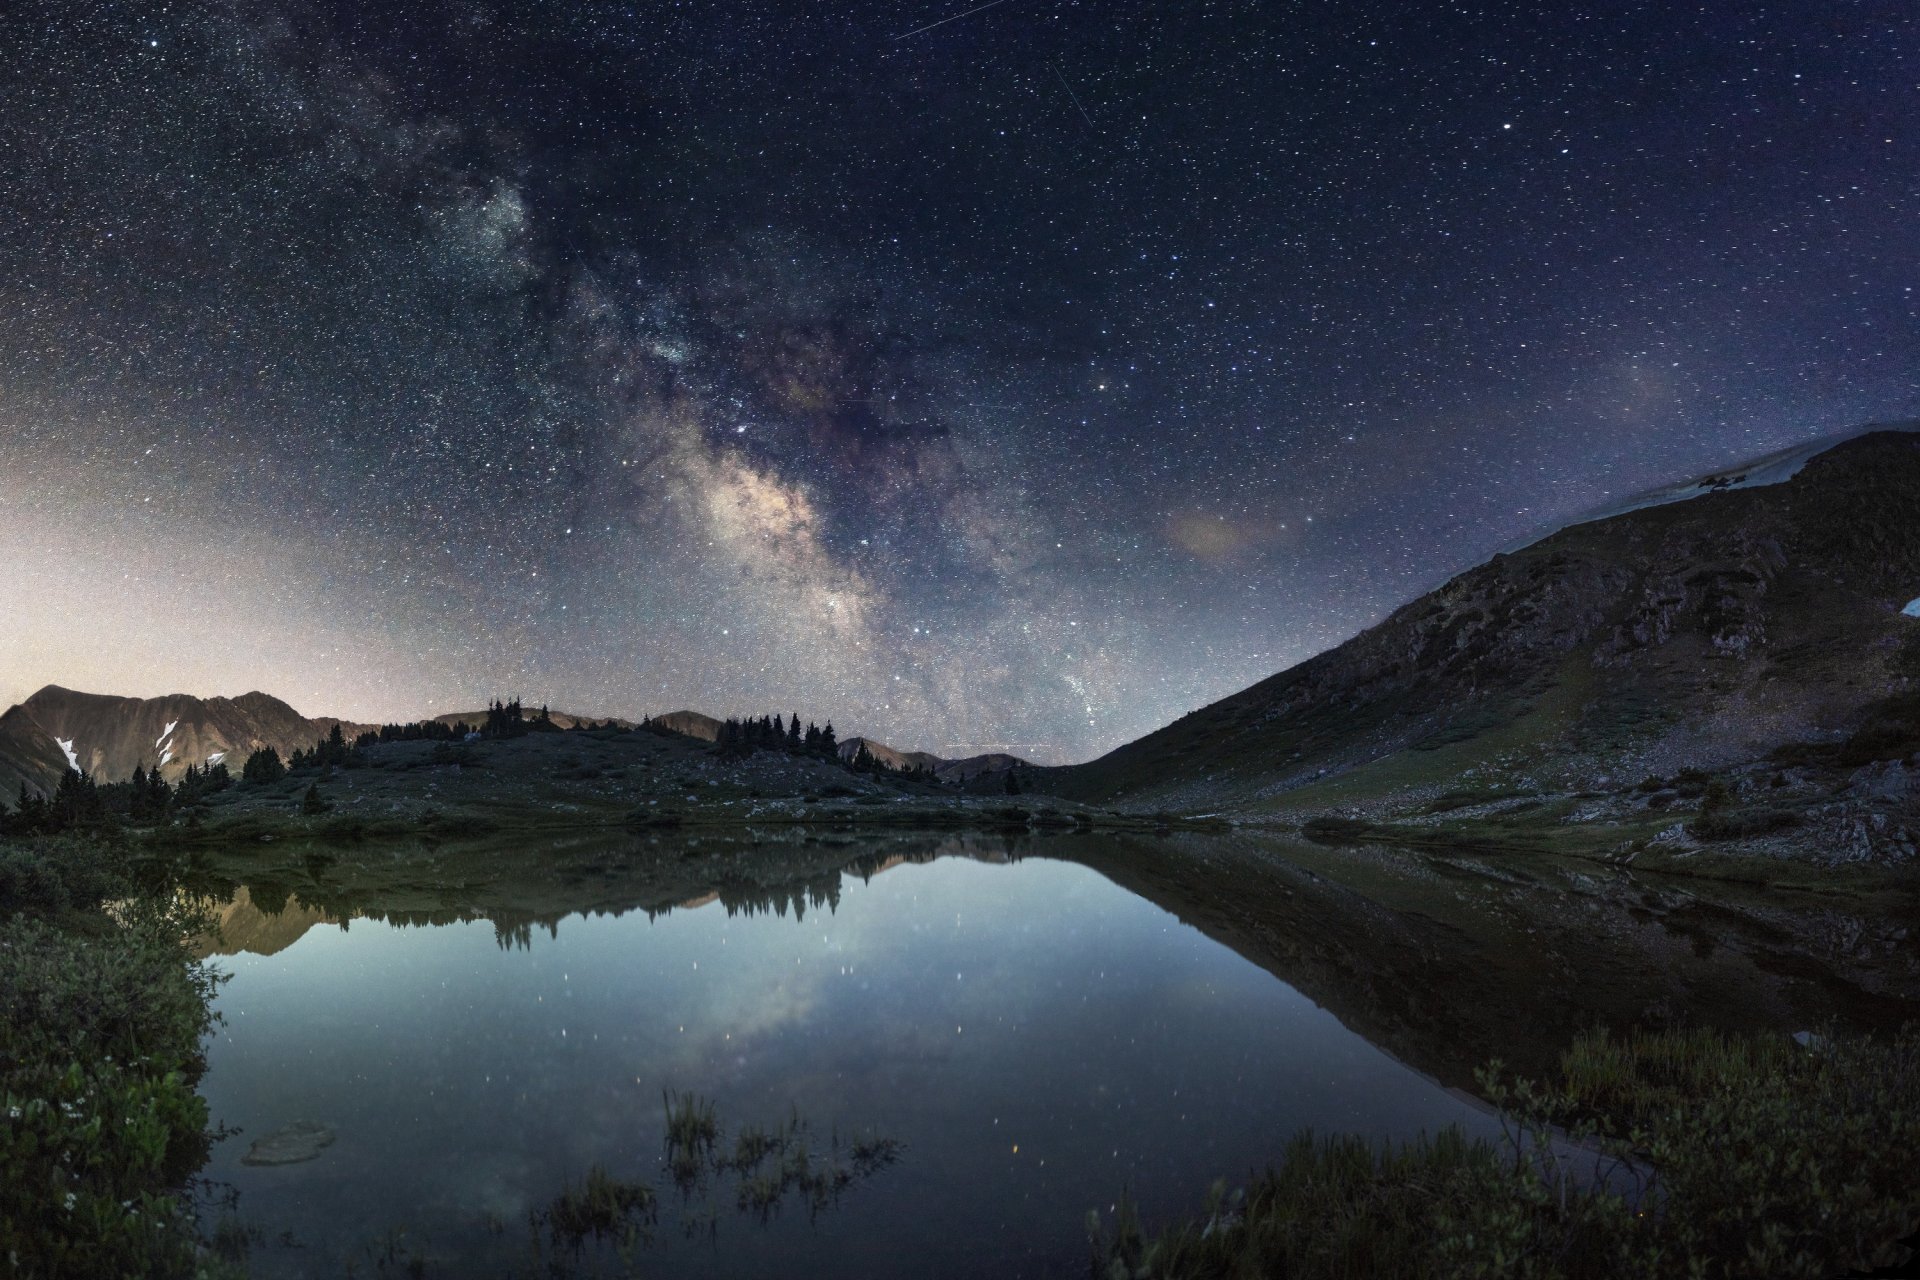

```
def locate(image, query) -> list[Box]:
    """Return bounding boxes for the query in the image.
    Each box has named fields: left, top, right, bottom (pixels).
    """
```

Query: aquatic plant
left=663, top=1089, right=719, bottom=1188
left=543, top=1164, right=657, bottom=1249
left=1090, top=1024, right=1920, bottom=1279
left=849, top=1134, right=903, bottom=1177
left=738, top=1171, right=785, bottom=1218
left=525, top=1094, right=903, bottom=1264
left=728, top=1119, right=787, bottom=1172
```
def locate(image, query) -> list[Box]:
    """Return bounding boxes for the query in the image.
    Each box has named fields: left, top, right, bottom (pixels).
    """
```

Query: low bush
left=0, top=842, right=229, bottom=1278
left=1687, top=807, right=1802, bottom=841
left=1091, top=1024, right=1920, bottom=1279
left=0, top=836, right=126, bottom=917
left=1838, top=692, right=1920, bottom=767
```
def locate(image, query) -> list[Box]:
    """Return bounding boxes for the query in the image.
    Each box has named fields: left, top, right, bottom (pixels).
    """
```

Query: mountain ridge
left=1043, top=426, right=1920, bottom=837
left=0, top=688, right=1027, bottom=801
left=8, top=424, right=1913, bottom=836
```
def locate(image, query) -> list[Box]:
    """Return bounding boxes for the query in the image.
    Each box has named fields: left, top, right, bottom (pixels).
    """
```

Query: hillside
left=131, top=720, right=1137, bottom=843
left=429, top=708, right=635, bottom=732
left=1047, top=427, right=1920, bottom=848
left=0, top=678, right=1020, bottom=812
left=648, top=710, right=724, bottom=741
left=0, top=686, right=374, bottom=801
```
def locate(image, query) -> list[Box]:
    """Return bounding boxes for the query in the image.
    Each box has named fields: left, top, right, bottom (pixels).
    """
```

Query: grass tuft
left=1092, top=1024, right=1920, bottom=1279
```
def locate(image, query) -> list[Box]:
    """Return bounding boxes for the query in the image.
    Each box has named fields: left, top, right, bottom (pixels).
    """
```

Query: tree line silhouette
left=0, top=695, right=983, bottom=837
left=0, top=759, right=234, bottom=837
left=700, top=712, right=942, bottom=780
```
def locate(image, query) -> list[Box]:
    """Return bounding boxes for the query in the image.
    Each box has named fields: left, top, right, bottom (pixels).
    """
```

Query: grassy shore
left=0, top=836, right=232, bottom=1278
left=7, top=823, right=1918, bottom=1277
left=1091, top=1023, right=1920, bottom=1279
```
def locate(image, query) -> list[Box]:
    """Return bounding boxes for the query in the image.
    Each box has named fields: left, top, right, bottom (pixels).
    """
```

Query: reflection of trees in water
left=186, top=834, right=1033, bottom=957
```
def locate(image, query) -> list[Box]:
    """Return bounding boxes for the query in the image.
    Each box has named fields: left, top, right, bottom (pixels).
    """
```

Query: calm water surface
left=200, top=853, right=1500, bottom=1276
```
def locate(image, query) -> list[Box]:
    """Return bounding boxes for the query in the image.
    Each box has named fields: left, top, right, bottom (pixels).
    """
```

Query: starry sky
left=1, top=0, right=1914, bottom=763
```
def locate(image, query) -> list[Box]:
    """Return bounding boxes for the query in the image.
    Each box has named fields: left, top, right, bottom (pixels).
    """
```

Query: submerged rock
left=240, top=1119, right=336, bottom=1166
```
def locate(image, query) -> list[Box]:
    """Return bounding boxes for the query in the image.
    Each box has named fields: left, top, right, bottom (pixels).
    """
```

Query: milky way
left=1, top=0, right=1914, bottom=761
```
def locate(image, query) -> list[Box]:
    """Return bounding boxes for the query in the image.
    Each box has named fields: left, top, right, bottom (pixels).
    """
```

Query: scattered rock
left=240, top=1119, right=336, bottom=1166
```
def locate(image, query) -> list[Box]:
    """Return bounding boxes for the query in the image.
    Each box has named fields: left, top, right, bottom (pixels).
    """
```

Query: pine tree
left=243, top=747, right=286, bottom=786
left=787, top=715, right=803, bottom=750
left=2, top=783, right=45, bottom=837
left=147, top=766, right=170, bottom=817
left=301, top=781, right=331, bottom=815
left=50, top=767, right=105, bottom=830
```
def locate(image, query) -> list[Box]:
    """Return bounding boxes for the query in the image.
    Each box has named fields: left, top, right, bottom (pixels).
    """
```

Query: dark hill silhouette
left=1046, top=425, right=1920, bottom=816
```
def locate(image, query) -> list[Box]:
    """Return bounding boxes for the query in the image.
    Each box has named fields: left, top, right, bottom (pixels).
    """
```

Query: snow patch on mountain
left=1503, top=424, right=1920, bottom=555
left=55, top=738, right=78, bottom=771
left=208, top=751, right=226, bottom=764
left=159, top=749, right=173, bottom=766
left=157, top=720, right=178, bottom=748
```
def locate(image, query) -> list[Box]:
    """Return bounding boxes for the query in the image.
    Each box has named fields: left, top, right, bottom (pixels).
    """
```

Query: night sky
left=1, top=1, right=1914, bottom=762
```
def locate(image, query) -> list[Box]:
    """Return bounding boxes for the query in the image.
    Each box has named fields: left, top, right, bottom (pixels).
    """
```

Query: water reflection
left=187, top=829, right=1920, bottom=1276
left=192, top=841, right=1507, bottom=1277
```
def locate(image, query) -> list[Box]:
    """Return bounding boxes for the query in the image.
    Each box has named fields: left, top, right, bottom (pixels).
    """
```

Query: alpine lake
left=179, top=827, right=1920, bottom=1276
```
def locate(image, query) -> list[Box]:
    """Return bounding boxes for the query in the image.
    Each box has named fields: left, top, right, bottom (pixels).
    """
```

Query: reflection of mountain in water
left=186, top=829, right=1920, bottom=1092
left=191, top=836, right=1021, bottom=959
left=1076, top=831, right=1920, bottom=1086
left=197, top=885, right=336, bottom=958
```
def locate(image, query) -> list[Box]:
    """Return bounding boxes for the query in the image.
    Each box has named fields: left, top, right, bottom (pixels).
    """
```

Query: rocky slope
left=648, top=710, right=724, bottom=741
left=0, top=686, right=374, bottom=800
left=645, top=713, right=1030, bottom=783
left=0, top=680, right=1018, bottom=807
left=836, top=736, right=942, bottom=774
left=1047, top=427, right=1920, bottom=838
left=429, top=708, right=635, bottom=731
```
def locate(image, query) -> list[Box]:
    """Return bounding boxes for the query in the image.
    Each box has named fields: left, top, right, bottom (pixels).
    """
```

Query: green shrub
left=1687, top=807, right=1801, bottom=840
left=300, top=782, right=331, bottom=816
left=0, top=841, right=230, bottom=1278
left=1091, top=1025, right=1920, bottom=1279
left=0, top=836, right=127, bottom=917
left=1838, top=692, right=1920, bottom=766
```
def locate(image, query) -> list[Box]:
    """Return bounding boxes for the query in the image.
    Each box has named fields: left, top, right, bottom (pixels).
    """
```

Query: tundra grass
left=1091, top=1024, right=1920, bottom=1280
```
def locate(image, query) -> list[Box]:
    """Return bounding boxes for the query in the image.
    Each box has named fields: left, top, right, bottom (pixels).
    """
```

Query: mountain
left=837, top=736, right=943, bottom=774
left=0, top=686, right=373, bottom=801
left=648, top=709, right=724, bottom=741
left=0, top=705, right=73, bottom=804
left=1049, top=426, right=1920, bottom=815
left=836, top=737, right=1035, bottom=784
left=929, top=752, right=1028, bottom=783
left=648, top=714, right=1030, bottom=783
left=428, top=708, right=635, bottom=732
left=0, top=681, right=1023, bottom=805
